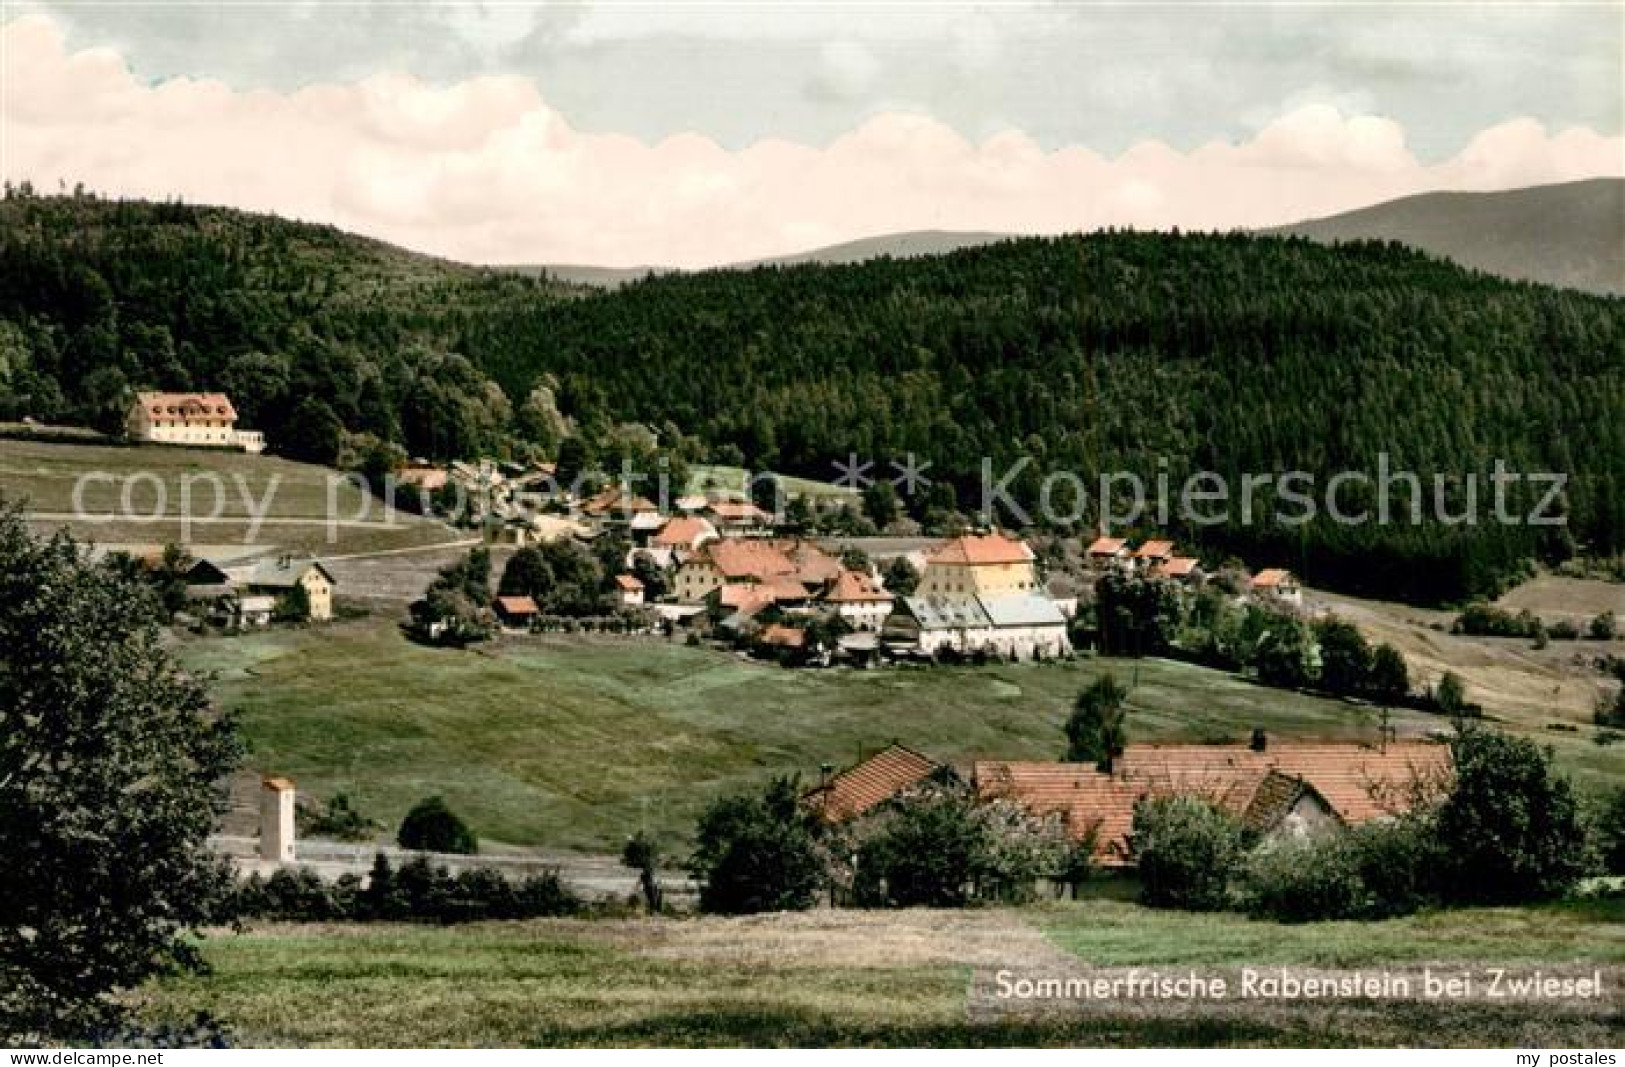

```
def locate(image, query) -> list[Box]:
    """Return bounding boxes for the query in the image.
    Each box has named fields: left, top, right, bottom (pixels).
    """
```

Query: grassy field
left=138, top=899, right=1625, bottom=1047
left=178, top=614, right=1625, bottom=855
left=0, top=439, right=463, bottom=556
left=687, top=463, right=859, bottom=501
left=1317, top=576, right=1624, bottom=738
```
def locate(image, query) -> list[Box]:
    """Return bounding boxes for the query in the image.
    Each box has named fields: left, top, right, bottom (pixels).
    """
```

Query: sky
left=1, top=2, right=1621, bottom=267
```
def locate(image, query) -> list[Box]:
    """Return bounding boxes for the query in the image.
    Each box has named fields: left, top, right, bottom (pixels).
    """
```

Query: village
left=103, top=389, right=1483, bottom=911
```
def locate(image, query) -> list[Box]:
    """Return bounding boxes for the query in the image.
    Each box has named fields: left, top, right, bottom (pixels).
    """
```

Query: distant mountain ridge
left=1267, top=179, right=1624, bottom=296
left=516, top=180, right=1625, bottom=295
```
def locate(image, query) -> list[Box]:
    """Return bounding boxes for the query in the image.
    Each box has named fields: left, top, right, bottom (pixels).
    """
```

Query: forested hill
left=0, top=192, right=570, bottom=460
left=1, top=191, right=1621, bottom=604
left=471, top=232, right=1624, bottom=602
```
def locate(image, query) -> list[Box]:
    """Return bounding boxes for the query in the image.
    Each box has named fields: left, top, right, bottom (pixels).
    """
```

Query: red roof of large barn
left=806, top=744, right=942, bottom=823
left=925, top=532, right=1033, bottom=566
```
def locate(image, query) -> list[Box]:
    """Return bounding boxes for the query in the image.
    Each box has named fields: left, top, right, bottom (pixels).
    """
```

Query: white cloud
left=3, top=15, right=1620, bottom=268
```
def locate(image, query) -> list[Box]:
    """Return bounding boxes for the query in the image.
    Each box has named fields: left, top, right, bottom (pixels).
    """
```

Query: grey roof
left=978, top=593, right=1068, bottom=628
left=900, top=595, right=991, bottom=631
left=245, top=556, right=334, bottom=589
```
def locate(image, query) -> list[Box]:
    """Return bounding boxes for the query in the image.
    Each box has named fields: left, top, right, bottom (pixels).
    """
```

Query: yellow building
left=243, top=556, right=336, bottom=621
left=916, top=533, right=1039, bottom=597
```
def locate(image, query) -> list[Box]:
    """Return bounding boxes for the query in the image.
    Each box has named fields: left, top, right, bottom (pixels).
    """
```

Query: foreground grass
left=183, top=617, right=1467, bottom=852
left=140, top=899, right=1625, bottom=1047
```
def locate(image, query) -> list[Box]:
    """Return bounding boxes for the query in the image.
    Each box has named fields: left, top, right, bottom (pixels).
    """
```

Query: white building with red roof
left=126, top=392, right=264, bottom=453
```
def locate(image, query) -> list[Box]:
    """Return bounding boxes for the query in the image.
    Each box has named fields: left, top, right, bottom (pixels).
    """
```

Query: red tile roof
left=398, top=466, right=449, bottom=491
left=976, top=741, right=1450, bottom=865
left=496, top=595, right=539, bottom=616
left=1251, top=568, right=1296, bottom=589
left=1086, top=536, right=1128, bottom=556
left=707, top=500, right=770, bottom=522
left=135, top=391, right=237, bottom=423
left=1134, top=539, right=1176, bottom=559
left=614, top=574, right=643, bottom=591
left=582, top=487, right=659, bottom=515
left=653, top=516, right=716, bottom=548
left=925, top=532, right=1034, bottom=566
left=824, top=569, right=893, bottom=603
left=806, top=744, right=941, bottom=823
left=1154, top=556, right=1199, bottom=578
left=759, top=623, right=807, bottom=649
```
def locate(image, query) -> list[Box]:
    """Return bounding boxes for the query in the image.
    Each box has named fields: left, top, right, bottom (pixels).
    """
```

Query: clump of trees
left=397, top=796, right=479, bottom=855
left=407, top=547, right=493, bottom=646
left=231, top=853, right=577, bottom=924
left=499, top=539, right=610, bottom=617
left=0, top=503, right=241, bottom=1041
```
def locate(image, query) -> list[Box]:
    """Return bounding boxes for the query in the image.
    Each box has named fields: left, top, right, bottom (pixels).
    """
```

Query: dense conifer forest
left=1, top=190, right=1620, bottom=604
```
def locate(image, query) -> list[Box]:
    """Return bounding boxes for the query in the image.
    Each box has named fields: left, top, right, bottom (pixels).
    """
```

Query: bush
left=1592, top=612, right=1618, bottom=641
left=1131, top=795, right=1244, bottom=911
left=1241, top=818, right=1442, bottom=923
left=856, top=792, right=989, bottom=908
left=1452, top=602, right=1541, bottom=638
left=1549, top=619, right=1582, bottom=640
left=1435, top=727, right=1589, bottom=904
left=1593, top=788, right=1625, bottom=877
left=397, top=796, right=479, bottom=855
left=303, top=792, right=378, bottom=842
left=1242, top=834, right=1366, bottom=923
left=689, top=777, right=824, bottom=914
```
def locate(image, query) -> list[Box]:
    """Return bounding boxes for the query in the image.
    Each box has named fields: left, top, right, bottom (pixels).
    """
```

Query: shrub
left=303, top=792, right=378, bottom=842
left=1131, top=795, right=1244, bottom=911
left=1435, top=727, right=1589, bottom=904
left=1549, top=619, right=1582, bottom=641
left=1348, top=816, right=1443, bottom=918
left=856, top=792, right=989, bottom=908
left=689, top=777, right=824, bottom=914
left=1452, top=602, right=1541, bottom=638
left=1242, top=834, right=1366, bottom=923
left=1591, top=612, right=1618, bottom=641
left=1593, top=788, right=1625, bottom=877
left=397, top=795, right=479, bottom=855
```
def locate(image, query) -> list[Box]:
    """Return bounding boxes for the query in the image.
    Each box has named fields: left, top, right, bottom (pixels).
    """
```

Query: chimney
left=259, top=776, right=296, bottom=863
left=1250, top=727, right=1267, bottom=753
left=819, top=762, right=835, bottom=788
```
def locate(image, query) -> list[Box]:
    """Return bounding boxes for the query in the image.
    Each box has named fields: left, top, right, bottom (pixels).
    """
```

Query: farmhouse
left=1151, top=556, right=1202, bottom=583
left=613, top=574, right=645, bottom=607
left=976, top=740, right=1450, bottom=866
left=820, top=568, right=894, bottom=632
left=126, top=392, right=265, bottom=453
left=1086, top=536, right=1131, bottom=567
left=1133, top=540, right=1176, bottom=570
left=1251, top=568, right=1303, bottom=606
left=652, top=515, right=718, bottom=553
left=703, top=499, right=772, bottom=536
left=803, top=743, right=945, bottom=823
left=673, top=538, right=841, bottom=604
left=239, top=555, right=336, bottom=621
left=495, top=595, right=540, bottom=627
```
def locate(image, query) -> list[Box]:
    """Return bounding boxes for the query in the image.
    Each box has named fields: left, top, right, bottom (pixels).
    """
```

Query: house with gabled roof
left=803, top=743, right=946, bottom=824
left=820, top=568, right=894, bottom=632
left=1250, top=568, right=1303, bottom=606
left=1085, top=536, right=1131, bottom=567
left=238, top=555, right=336, bottom=621
left=975, top=740, right=1449, bottom=866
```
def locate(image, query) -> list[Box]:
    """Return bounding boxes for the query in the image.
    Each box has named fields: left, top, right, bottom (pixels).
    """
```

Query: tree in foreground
left=0, top=504, right=240, bottom=1040
left=857, top=791, right=989, bottom=908
left=397, top=795, right=479, bottom=855
left=1065, top=673, right=1128, bottom=769
left=689, top=777, right=824, bottom=914
left=1434, top=727, right=1588, bottom=905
